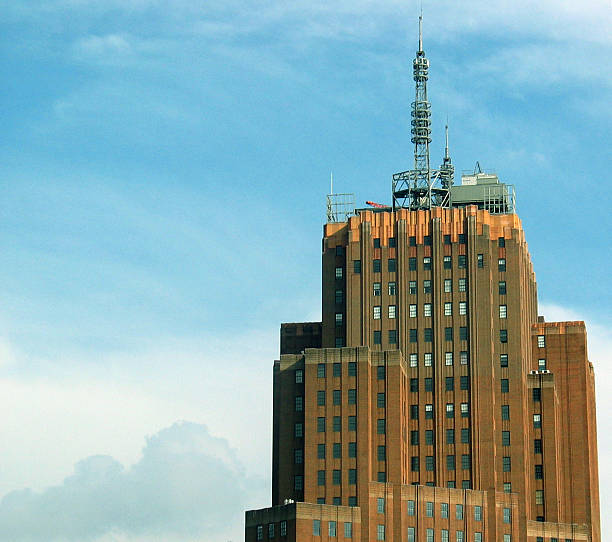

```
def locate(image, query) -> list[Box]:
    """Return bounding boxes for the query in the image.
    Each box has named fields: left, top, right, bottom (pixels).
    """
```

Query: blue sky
left=1, top=1, right=611, bottom=540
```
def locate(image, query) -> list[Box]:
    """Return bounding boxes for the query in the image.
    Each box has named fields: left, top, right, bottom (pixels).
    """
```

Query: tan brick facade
left=253, top=206, right=599, bottom=542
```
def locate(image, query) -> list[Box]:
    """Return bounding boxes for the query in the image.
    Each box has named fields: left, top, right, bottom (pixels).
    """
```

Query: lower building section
left=247, top=483, right=521, bottom=542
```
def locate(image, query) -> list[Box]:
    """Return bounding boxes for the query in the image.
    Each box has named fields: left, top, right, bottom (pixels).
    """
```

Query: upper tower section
left=392, top=15, right=451, bottom=211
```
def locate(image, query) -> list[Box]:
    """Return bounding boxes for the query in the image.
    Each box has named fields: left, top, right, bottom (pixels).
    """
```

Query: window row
left=311, top=519, right=353, bottom=538
left=372, top=282, right=397, bottom=296
left=408, top=351, right=469, bottom=366
left=255, top=521, right=288, bottom=540
left=410, top=375, right=470, bottom=392
left=410, top=403, right=470, bottom=419
left=316, top=388, right=358, bottom=406
left=315, top=362, right=358, bottom=378
left=407, top=302, right=469, bottom=317
left=373, top=305, right=397, bottom=319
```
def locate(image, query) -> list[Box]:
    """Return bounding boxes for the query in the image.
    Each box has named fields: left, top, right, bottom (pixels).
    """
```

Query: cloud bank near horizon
left=0, top=422, right=264, bottom=542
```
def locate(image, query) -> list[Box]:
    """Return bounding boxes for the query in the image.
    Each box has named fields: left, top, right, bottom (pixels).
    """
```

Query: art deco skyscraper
left=246, top=17, right=600, bottom=542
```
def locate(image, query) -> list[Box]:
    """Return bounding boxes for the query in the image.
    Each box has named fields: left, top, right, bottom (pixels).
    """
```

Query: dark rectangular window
left=376, top=419, right=385, bottom=434
left=389, top=329, right=397, bottom=344
left=335, top=289, right=343, bottom=304
left=498, top=258, right=506, bottom=272
left=336, top=245, right=344, bottom=256
left=373, top=330, right=381, bottom=345
left=409, top=329, right=418, bottom=343
left=348, top=389, right=356, bottom=404
left=348, top=442, right=356, bottom=457
left=335, top=337, right=343, bottom=348
left=409, top=280, right=417, bottom=294
left=333, top=443, right=341, bottom=458
left=424, top=235, right=432, bottom=246
left=423, top=257, right=432, bottom=270
left=502, top=431, right=510, bottom=446
left=333, top=470, right=341, bottom=485
left=424, top=328, right=433, bottom=342
left=446, top=429, right=455, bottom=444
left=501, top=379, right=509, bottom=393
left=445, top=327, right=453, bottom=341
left=410, top=378, right=418, bottom=392
left=377, top=445, right=386, bottom=461
left=333, top=363, right=341, bottom=377
left=444, top=234, right=451, bottom=245
left=332, top=416, right=341, bottom=432
left=389, top=237, right=396, bottom=247
left=425, top=377, right=433, bottom=392
left=410, top=430, right=419, bottom=445
left=458, top=233, right=466, bottom=244
left=498, top=237, right=505, bottom=247
left=377, top=471, right=386, bottom=482
left=317, top=444, right=325, bottom=459
left=500, top=329, right=508, bottom=343
left=353, top=260, right=361, bottom=273
left=377, top=365, right=386, bottom=380
left=501, top=405, right=510, bottom=420
left=423, top=280, right=432, bottom=293
left=533, top=388, right=541, bottom=402
left=459, top=326, right=468, bottom=340
left=461, top=428, right=470, bottom=444
left=499, top=281, right=507, bottom=295
left=388, top=258, right=396, bottom=272
left=348, top=362, right=357, bottom=376
left=317, top=470, right=325, bottom=486
left=409, top=257, right=417, bottom=271
left=503, top=456, right=511, bottom=472
left=447, top=455, right=456, bottom=471
left=349, top=469, right=357, bottom=484
left=535, top=465, right=543, bottom=479
left=444, top=255, right=452, bottom=269
left=317, top=363, right=326, bottom=378
left=446, top=377, right=454, bottom=391
left=411, top=456, right=419, bottom=471
left=500, top=354, right=508, bottom=367
left=373, top=259, right=381, bottom=273
left=426, top=456, right=434, bottom=471
left=462, top=454, right=471, bottom=470
left=534, top=439, right=542, bottom=454
left=377, top=393, right=385, bottom=408
left=477, top=254, right=484, bottom=268
left=458, top=255, right=467, bottom=268
left=373, top=238, right=381, bottom=249
left=348, top=416, right=357, bottom=431
left=409, top=236, right=417, bottom=247
left=410, top=404, right=419, bottom=420
left=460, top=376, right=469, bottom=390
left=317, top=390, right=326, bottom=405
left=425, top=430, right=434, bottom=445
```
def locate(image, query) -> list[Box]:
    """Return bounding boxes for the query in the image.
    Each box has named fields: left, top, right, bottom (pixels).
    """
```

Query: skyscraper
left=245, top=16, right=599, bottom=542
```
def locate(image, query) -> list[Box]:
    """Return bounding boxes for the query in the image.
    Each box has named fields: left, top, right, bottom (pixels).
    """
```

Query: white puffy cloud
left=0, top=422, right=264, bottom=542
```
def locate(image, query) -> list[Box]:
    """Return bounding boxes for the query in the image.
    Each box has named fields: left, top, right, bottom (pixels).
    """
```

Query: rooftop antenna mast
left=392, top=13, right=451, bottom=210
left=439, top=122, right=455, bottom=193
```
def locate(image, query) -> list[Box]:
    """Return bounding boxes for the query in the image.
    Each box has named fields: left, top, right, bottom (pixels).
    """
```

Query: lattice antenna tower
left=392, top=14, right=451, bottom=210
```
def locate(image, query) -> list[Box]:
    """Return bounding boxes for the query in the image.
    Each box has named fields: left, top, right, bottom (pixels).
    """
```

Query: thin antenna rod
left=418, top=12, right=423, bottom=52
left=444, top=123, right=450, bottom=160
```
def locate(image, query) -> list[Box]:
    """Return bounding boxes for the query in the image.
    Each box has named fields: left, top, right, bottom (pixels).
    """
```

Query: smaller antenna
left=444, top=123, right=450, bottom=160
left=418, top=11, right=423, bottom=52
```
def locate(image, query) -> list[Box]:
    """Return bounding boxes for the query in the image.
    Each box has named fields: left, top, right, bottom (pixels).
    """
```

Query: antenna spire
left=392, top=13, right=451, bottom=210
left=418, top=12, right=423, bottom=52
left=444, top=123, right=450, bottom=160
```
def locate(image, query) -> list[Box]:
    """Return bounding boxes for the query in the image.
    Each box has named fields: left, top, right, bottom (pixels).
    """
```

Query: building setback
left=246, top=17, right=599, bottom=542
